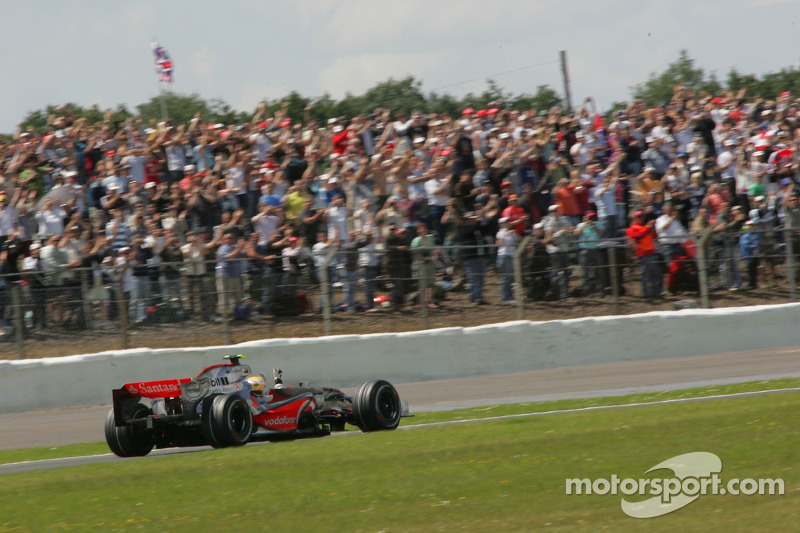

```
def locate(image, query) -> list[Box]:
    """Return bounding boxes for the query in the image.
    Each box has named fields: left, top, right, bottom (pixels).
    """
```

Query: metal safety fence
left=0, top=225, right=795, bottom=359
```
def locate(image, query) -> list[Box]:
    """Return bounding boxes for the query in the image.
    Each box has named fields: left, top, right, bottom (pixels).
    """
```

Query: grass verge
left=1, top=379, right=799, bottom=531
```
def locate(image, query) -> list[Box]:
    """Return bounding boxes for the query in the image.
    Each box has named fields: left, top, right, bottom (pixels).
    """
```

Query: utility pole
left=560, top=50, right=573, bottom=114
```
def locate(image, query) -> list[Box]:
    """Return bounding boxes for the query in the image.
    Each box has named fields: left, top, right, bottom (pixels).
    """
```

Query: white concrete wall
left=2, top=303, right=799, bottom=414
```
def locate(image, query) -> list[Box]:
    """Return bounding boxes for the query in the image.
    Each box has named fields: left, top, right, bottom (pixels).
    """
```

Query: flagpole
left=158, top=81, right=169, bottom=122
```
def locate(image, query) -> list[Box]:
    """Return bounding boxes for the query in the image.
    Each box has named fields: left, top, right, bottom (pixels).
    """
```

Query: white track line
left=398, top=386, right=800, bottom=429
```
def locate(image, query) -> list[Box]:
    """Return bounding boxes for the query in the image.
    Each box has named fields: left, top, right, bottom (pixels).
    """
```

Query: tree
left=136, top=92, right=210, bottom=125
left=631, top=50, right=711, bottom=105
left=358, top=76, right=427, bottom=115
left=511, top=85, right=563, bottom=114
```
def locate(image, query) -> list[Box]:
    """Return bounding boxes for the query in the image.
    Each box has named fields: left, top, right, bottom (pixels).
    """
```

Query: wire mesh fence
left=0, top=225, right=795, bottom=359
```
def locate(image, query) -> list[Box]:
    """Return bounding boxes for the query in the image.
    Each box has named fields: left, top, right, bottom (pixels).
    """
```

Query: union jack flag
left=151, top=40, right=173, bottom=83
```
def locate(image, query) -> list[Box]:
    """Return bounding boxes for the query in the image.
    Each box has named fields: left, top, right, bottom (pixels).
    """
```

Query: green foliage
left=135, top=92, right=209, bottom=125
left=511, top=84, right=563, bottom=113
left=358, top=76, right=427, bottom=115
left=19, top=52, right=800, bottom=137
left=631, top=49, right=710, bottom=105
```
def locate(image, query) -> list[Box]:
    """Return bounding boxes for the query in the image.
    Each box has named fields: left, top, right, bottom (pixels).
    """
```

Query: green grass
left=1, top=380, right=800, bottom=531
left=3, top=377, right=799, bottom=466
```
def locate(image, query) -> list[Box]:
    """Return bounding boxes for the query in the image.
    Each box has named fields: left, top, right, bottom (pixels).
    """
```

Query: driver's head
left=245, top=375, right=267, bottom=395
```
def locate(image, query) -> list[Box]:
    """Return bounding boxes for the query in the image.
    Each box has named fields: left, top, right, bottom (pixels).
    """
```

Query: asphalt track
left=2, top=345, right=800, bottom=470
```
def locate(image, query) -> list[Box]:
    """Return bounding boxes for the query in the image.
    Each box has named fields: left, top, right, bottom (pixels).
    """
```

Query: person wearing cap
left=713, top=204, right=745, bottom=291
left=181, top=229, right=217, bottom=321
left=424, top=167, right=451, bottom=245
left=0, top=191, right=19, bottom=250
left=633, top=167, right=665, bottom=216
left=163, top=123, right=188, bottom=184
left=35, top=197, right=67, bottom=239
left=574, top=212, right=605, bottom=296
left=325, top=194, right=349, bottom=243
left=739, top=211, right=762, bottom=290
left=100, top=182, right=125, bottom=214
left=105, top=208, right=131, bottom=252
left=410, top=222, right=440, bottom=310
left=501, top=194, right=529, bottom=237
left=460, top=211, right=489, bottom=305
left=641, top=137, right=668, bottom=178
left=22, top=241, right=47, bottom=329
left=215, top=231, right=247, bottom=318
left=717, top=138, right=737, bottom=185
left=655, top=201, right=689, bottom=264
left=526, top=222, right=551, bottom=300
left=495, top=217, right=518, bottom=303
left=542, top=204, right=574, bottom=300
left=626, top=210, right=661, bottom=299
left=39, top=233, right=70, bottom=325
left=384, top=222, right=412, bottom=308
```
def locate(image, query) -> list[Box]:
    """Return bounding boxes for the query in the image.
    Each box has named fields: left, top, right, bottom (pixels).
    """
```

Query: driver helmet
left=246, top=375, right=267, bottom=395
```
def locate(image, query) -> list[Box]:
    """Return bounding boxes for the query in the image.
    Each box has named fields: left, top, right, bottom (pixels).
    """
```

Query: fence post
left=697, top=228, right=714, bottom=309
left=11, top=282, right=24, bottom=358
left=118, top=262, right=130, bottom=350
left=417, top=257, right=430, bottom=329
left=786, top=218, right=797, bottom=302
left=321, top=244, right=338, bottom=336
left=513, top=236, right=531, bottom=321
left=80, top=274, right=93, bottom=329
left=222, top=278, right=232, bottom=345
left=608, top=243, right=620, bottom=315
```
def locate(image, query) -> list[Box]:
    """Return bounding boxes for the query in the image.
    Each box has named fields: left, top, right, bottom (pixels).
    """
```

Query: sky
left=2, top=0, right=800, bottom=133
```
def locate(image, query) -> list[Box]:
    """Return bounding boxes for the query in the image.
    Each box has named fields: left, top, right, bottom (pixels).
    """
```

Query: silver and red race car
left=105, top=355, right=407, bottom=457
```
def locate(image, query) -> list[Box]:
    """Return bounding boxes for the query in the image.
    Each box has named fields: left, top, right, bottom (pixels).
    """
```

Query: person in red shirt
left=144, top=151, right=162, bottom=186
left=626, top=210, right=662, bottom=299
left=501, top=194, right=529, bottom=236
left=554, top=177, right=582, bottom=225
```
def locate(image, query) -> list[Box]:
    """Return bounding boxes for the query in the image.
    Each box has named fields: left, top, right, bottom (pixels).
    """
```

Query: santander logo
left=127, top=381, right=182, bottom=396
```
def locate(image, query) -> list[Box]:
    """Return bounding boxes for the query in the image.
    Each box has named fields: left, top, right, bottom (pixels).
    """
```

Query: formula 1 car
left=105, top=355, right=406, bottom=457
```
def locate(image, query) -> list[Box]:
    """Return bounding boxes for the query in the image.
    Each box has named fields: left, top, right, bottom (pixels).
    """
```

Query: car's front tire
left=208, top=394, right=253, bottom=447
left=352, top=380, right=401, bottom=432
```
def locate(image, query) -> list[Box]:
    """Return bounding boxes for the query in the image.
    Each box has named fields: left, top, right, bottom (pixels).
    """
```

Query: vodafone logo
left=265, top=416, right=295, bottom=426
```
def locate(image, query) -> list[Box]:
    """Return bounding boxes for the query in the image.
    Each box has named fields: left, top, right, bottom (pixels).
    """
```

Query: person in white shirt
left=35, top=198, right=66, bottom=238
left=0, top=193, right=17, bottom=244
left=252, top=203, right=281, bottom=245
left=424, top=169, right=450, bottom=245
left=495, top=218, right=519, bottom=302
left=655, top=201, right=689, bottom=263
left=325, top=194, right=349, bottom=242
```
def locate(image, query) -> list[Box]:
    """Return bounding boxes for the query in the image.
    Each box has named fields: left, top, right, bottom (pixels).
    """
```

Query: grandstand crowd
left=1, top=88, right=800, bottom=328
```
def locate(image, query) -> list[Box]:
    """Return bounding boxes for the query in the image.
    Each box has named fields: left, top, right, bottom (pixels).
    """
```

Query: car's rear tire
left=353, top=380, right=401, bottom=432
left=209, top=395, right=253, bottom=447
left=105, top=404, right=155, bottom=457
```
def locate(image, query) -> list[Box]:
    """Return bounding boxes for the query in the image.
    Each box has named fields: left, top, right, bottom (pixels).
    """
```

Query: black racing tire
left=105, top=408, right=126, bottom=457
left=210, top=394, right=253, bottom=447
left=352, top=380, right=401, bottom=432
left=201, top=394, right=225, bottom=448
left=105, top=404, right=155, bottom=457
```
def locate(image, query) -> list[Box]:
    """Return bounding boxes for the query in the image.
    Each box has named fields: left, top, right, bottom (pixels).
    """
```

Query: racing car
left=105, top=355, right=406, bottom=457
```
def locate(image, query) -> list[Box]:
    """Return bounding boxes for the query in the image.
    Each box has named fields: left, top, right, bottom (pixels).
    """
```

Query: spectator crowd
left=2, top=87, right=800, bottom=330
